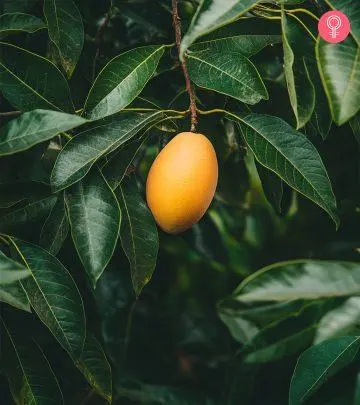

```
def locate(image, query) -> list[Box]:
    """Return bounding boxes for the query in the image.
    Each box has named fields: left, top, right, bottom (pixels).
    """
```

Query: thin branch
left=0, top=111, right=22, bottom=118
left=172, top=0, right=198, bottom=132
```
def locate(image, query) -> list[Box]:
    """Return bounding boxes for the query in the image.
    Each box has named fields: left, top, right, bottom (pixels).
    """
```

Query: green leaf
left=40, top=193, right=69, bottom=255
left=350, top=113, right=360, bottom=145
left=289, top=336, right=360, bottom=405
left=4, top=0, right=39, bottom=12
left=116, top=174, right=159, bottom=296
left=0, top=250, right=30, bottom=284
left=0, top=13, right=46, bottom=37
left=315, top=297, right=360, bottom=344
left=233, top=260, right=360, bottom=303
left=10, top=238, right=86, bottom=357
left=256, top=163, right=284, bottom=214
left=234, top=113, right=339, bottom=226
left=65, top=170, right=121, bottom=288
left=0, top=195, right=57, bottom=233
left=0, top=42, right=74, bottom=112
left=102, top=135, right=149, bottom=191
left=0, top=281, right=30, bottom=312
left=281, top=11, right=315, bottom=129
left=1, top=317, right=64, bottom=405
left=0, top=181, right=49, bottom=209
left=75, top=334, right=112, bottom=403
left=83, top=45, right=165, bottom=120
left=316, top=36, right=360, bottom=125
left=43, top=0, right=84, bottom=77
left=51, top=111, right=164, bottom=192
left=0, top=109, right=86, bottom=156
left=180, top=0, right=261, bottom=58
left=191, top=34, right=281, bottom=56
left=188, top=50, right=268, bottom=104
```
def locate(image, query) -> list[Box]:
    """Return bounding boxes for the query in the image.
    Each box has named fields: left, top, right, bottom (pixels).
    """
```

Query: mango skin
left=146, top=132, right=218, bottom=234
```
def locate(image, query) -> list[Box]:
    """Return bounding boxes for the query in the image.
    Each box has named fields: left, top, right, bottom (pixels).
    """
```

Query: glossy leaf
left=76, top=334, right=112, bottom=403
left=44, top=0, right=84, bottom=77
left=180, top=0, right=261, bottom=58
left=235, top=113, right=339, bottom=226
left=84, top=45, right=165, bottom=120
left=0, top=109, right=86, bottom=156
left=65, top=170, right=121, bottom=287
left=117, top=174, right=158, bottom=296
left=0, top=281, right=30, bottom=312
left=40, top=193, right=69, bottom=255
left=51, top=111, right=163, bottom=192
left=0, top=250, right=30, bottom=284
left=289, top=336, right=360, bottom=405
left=233, top=260, right=360, bottom=302
left=0, top=42, right=74, bottom=112
left=256, top=163, right=284, bottom=214
left=0, top=13, right=46, bottom=37
left=282, top=11, right=315, bottom=128
left=315, top=297, right=360, bottom=343
left=187, top=50, right=268, bottom=104
left=10, top=238, right=86, bottom=357
left=317, top=36, right=360, bottom=125
left=1, top=318, right=64, bottom=405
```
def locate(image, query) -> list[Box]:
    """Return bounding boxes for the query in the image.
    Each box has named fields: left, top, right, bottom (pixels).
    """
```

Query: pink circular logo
left=318, top=10, right=351, bottom=43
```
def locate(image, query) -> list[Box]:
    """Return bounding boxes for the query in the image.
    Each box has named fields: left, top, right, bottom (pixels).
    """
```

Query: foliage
left=0, top=0, right=359, bottom=404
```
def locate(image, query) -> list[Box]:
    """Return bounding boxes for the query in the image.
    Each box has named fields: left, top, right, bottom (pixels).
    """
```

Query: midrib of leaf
left=84, top=46, right=164, bottom=114
left=9, top=238, right=75, bottom=355
left=0, top=62, right=61, bottom=111
left=299, top=337, right=360, bottom=403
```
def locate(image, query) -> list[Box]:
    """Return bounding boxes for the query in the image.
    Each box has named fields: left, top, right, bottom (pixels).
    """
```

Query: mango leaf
left=233, top=260, right=360, bottom=303
left=40, top=193, right=69, bottom=255
left=289, top=336, right=360, bottom=405
left=83, top=45, right=165, bottom=120
left=350, top=113, right=360, bottom=145
left=281, top=11, right=315, bottom=129
left=256, top=163, right=284, bottom=214
left=0, top=250, right=30, bottom=284
left=0, top=281, right=30, bottom=311
left=0, top=13, right=46, bottom=37
left=51, top=111, right=163, bottom=192
left=187, top=50, right=268, bottom=104
left=0, top=195, right=57, bottom=233
left=234, top=113, right=339, bottom=226
left=75, top=334, right=112, bottom=403
left=10, top=238, right=86, bottom=357
left=1, top=317, right=64, bottom=405
left=191, top=34, right=281, bottom=56
left=4, top=0, right=39, bottom=12
left=44, top=0, right=84, bottom=77
left=0, top=110, right=86, bottom=156
left=0, top=181, right=49, bottom=209
left=316, top=36, right=360, bottom=125
left=116, top=174, right=158, bottom=296
left=315, top=297, right=360, bottom=344
left=102, top=135, right=149, bottom=190
left=0, top=42, right=74, bottom=112
left=65, top=170, right=120, bottom=288
left=180, top=0, right=261, bottom=58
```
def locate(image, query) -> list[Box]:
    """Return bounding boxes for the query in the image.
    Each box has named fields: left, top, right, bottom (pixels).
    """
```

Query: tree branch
left=172, top=0, right=197, bottom=132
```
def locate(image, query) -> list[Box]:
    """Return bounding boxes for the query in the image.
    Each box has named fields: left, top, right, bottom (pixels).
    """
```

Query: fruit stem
left=172, top=0, right=198, bottom=133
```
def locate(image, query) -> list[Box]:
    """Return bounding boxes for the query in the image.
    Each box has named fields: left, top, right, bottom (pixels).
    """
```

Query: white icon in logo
left=327, top=15, right=342, bottom=38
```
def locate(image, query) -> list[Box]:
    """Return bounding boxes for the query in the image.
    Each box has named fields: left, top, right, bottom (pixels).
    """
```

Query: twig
left=172, top=0, right=198, bottom=132
left=0, top=111, right=22, bottom=118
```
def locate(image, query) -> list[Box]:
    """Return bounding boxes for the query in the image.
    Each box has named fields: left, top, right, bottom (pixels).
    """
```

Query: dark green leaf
left=180, top=0, right=262, bottom=58
left=0, top=42, right=74, bottom=112
left=0, top=250, right=30, bottom=284
left=316, top=36, right=360, bottom=125
left=1, top=317, right=64, bottom=405
left=65, top=170, right=120, bottom=288
left=4, top=0, right=39, bottom=12
left=117, top=174, right=158, bottom=296
left=0, top=281, right=30, bottom=311
left=289, top=336, right=360, bottom=405
left=0, top=13, right=46, bottom=37
left=0, top=110, right=86, bottom=156
left=75, top=334, right=112, bottom=403
left=10, top=238, right=86, bottom=357
left=188, top=50, right=268, bottom=104
left=350, top=113, right=360, bottom=145
left=44, top=0, right=84, bottom=77
left=51, top=111, right=164, bottom=192
left=233, top=260, right=360, bottom=302
left=235, top=113, right=339, bottom=226
left=40, top=193, right=69, bottom=255
left=0, top=181, right=49, bottom=209
left=84, top=46, right=165, bottom=120
left=256, top=163, right=284, bottom=214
